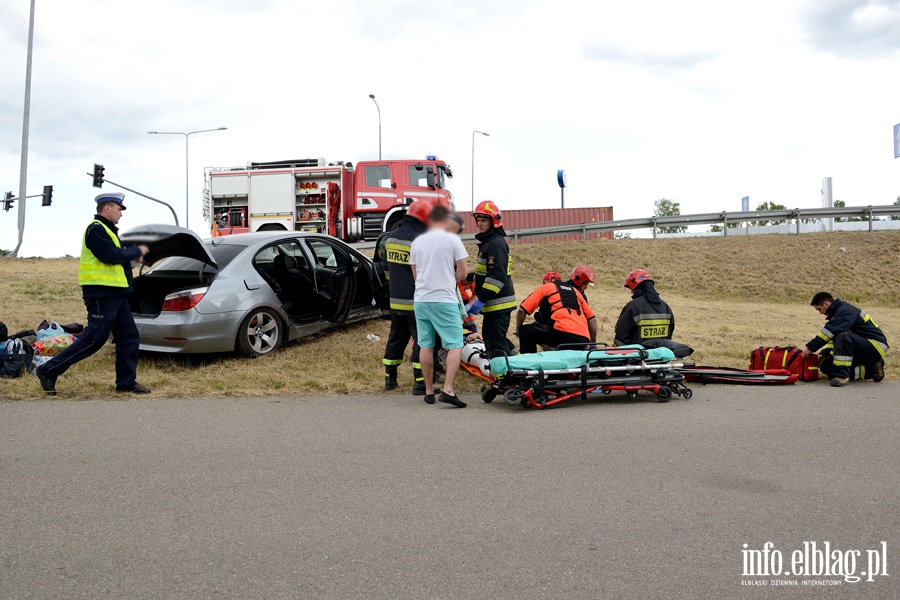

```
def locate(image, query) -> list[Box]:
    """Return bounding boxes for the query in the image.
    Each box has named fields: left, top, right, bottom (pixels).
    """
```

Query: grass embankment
left=2, top=231, right=899, bottom=400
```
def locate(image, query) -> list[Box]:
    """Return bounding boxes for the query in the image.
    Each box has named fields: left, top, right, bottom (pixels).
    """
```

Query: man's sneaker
left=873, top=361, right=885, bottom=382
left=35, top=368, right=57, bottom=396
left=116, top=383, right=151, bottom=394
left=439, top=391, right=467, bottom=408
left=412, top=381, right=426, bottom=396
left=384, top=378, right=398, bottom=391
left=830, top=377, right=849, bottom=388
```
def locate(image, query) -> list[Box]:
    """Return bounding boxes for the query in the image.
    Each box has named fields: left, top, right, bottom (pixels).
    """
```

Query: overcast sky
left=1, top=0, right=899, bottom=256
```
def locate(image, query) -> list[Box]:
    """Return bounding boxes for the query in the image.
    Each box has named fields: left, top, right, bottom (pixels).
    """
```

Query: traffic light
left=2, top=191, right=13, bottom=212
left=92, top=163, right=105, bottom=188
left=42, top=185, right=53, bottom=207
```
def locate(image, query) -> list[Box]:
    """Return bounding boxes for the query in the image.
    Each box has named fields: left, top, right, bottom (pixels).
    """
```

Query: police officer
left=35, top=192, right=150, bottom=395
left=515, top=266, right=597, bottom=353
left=801, top=291, right=888, bottom=387
left=382, top=199, right=433, bottom=394
left=468, top=200, right=516, bottom=357
left=614, top=269, right=675, bottom=346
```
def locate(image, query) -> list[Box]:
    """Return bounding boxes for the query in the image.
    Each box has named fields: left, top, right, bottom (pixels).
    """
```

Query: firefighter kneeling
left=515, top=267, right=598, bottom=353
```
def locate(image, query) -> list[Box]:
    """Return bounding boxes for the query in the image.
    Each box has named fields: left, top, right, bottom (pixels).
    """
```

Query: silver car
left=120, top=225, right=388, bottom=356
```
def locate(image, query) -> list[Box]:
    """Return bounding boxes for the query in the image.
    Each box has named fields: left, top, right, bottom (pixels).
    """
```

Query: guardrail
left=353, top=204, right=900, bottom=249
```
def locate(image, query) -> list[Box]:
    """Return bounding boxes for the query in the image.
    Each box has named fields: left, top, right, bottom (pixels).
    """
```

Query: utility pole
left=12, top=0, right=36, bottom=257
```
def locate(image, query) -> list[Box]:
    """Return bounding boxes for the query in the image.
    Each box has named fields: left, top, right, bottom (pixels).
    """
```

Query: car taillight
left=161, top=287, right=208, bottom=312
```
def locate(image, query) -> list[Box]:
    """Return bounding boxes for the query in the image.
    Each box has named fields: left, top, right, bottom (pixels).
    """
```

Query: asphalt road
left=1, top=382, right=898, bottom=600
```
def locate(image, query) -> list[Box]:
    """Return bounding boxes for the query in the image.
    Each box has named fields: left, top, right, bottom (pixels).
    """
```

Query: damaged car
left=120, top=225, right=388, bottom=357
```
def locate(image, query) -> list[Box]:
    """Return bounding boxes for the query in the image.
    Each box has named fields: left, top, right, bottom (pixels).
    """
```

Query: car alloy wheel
left=237, top=308, right=282, bottom=357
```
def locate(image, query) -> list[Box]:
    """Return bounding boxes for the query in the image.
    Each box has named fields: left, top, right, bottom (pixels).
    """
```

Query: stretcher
left=483, top=345, right=693, bottom=409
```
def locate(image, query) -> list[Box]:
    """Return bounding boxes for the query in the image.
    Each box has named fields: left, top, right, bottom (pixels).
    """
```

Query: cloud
left=583, top=41, right=717, bottom=73
left=800, top=0, right=900, bottom=59
left=350, top=0, right=539, bottom=38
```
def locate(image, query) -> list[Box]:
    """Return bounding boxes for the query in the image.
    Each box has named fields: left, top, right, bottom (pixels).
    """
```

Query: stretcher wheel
left=481, top=386, right=499, bottom=403
left=504, top=389, right=525, bottom=406
left=626, top=391, right=639, bottom=401
left=656, top=386, right=672, bottom=403
left=681, top=388, right=693, bottom=400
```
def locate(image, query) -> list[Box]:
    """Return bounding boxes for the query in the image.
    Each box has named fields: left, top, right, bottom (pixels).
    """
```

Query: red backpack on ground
left=749, top=346, right=820, bottom=382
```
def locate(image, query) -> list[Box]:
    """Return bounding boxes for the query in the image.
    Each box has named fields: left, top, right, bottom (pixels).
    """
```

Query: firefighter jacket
left=474, top=227, right=516, bottom=313
left=614, top=281, right=675, bottom=346
left=805, top=298, right=888, bottom=356
left=386, top=216, right=427, bottom=313
left=520, top=280, right=595, bottom=338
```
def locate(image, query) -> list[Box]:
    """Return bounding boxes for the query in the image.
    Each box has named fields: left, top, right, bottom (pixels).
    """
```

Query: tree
left=834, top=199, right=878, bottom=223
left=614, top=231, right=632, bottom=239
left=891, top=196, right=900, bottom=221
left=653, top=198, right=687, bottom=234
left=751, top=201, right=787, bottom=226
left=709, top=222, right=740, bottom=232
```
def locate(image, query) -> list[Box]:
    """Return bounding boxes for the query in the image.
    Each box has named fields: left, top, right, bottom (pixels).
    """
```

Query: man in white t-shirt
left=410, top=205, right=470, bottom=407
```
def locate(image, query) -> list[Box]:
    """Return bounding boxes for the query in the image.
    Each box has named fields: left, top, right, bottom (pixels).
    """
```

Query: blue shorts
left=414, top=302, right=465, bottom=350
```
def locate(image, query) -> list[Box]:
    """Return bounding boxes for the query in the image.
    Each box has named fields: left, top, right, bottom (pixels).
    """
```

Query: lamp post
left=471, top=130, right=489, bottom=211
left=147, top=127, right=227, bottom=229
left=12, top=0, right=37, bottom=257
left=368, top=94, right=381, bottom=160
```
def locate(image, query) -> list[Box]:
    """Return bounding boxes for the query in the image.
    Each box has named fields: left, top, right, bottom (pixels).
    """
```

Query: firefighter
left=515, top=266, right=597, bottom=353
left=382, top=199, right=434, bottom=394
left=468, top=200, right=517, bottom=357
left=801, top=291, right=888, bottom=387
left=614, top=269, right=675, bottom=346
left=35, top=192, right=150, bottom=395
left=447, top=213, right=477, bottom=335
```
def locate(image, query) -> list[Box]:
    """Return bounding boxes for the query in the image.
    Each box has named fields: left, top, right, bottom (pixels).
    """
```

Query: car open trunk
left=120, top=225, right=219, bottom=318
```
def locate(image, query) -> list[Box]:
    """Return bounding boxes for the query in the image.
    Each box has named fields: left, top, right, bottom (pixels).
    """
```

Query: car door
left=303, top=238, right=357, bottom=324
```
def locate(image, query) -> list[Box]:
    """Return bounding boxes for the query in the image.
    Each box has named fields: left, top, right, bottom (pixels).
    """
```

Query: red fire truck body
left=204, top=157, right=453, bottom=241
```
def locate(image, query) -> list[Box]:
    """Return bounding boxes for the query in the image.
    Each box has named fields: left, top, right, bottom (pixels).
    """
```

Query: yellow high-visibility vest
left=77, top=220, right=129, bottom=287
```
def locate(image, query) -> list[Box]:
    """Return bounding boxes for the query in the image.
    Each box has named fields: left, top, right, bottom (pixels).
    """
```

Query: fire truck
left=203, top=156, right=453, bottom=241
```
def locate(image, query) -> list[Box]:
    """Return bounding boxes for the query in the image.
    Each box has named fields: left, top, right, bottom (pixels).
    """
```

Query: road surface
left=1, top=382, right=898, bottom=599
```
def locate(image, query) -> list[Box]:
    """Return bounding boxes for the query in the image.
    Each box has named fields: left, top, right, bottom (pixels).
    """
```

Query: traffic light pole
left=98, top=178, right=180, bottom=226
left=12, top=0, right=37, bottom=257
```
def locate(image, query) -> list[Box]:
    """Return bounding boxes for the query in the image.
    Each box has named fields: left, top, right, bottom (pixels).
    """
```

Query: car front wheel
left=237, top=308, right=282, bottom=357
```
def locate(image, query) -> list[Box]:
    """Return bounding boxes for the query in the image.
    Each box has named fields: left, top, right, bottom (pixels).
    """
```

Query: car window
left=307, top=240, right=349, bottom=269
left=408, top=165, right=430, bottom=188
left=253, top=240, right=310, bottom=270
left=364, top=165, right=391, bottom=188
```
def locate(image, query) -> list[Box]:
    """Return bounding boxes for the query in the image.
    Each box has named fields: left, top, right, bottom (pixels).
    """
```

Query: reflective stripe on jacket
left=806, top=298, right=889, bottom=356
left=386, top=216, right=427, bottom=313
left=78, top=220, right=129, bottom=288
left=474, top=228, right=516, bottom=313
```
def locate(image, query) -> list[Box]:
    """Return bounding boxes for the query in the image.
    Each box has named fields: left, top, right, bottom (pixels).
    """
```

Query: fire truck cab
left=204, top=157, right=453, bottom=242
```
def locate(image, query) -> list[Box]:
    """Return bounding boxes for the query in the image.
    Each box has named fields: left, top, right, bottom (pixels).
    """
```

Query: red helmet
left=542, top=271, right=562, bottom=284
left=624, top=269, right=652, bottom=291
left=570, top=266, right=595, bottom=287
left=406, top=199, right=433, bottom=223
left=473, top=200, right=502, bottom=228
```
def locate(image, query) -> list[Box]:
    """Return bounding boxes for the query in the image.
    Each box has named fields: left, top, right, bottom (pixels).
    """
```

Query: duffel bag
left=749, top=346, right=820, bottom=382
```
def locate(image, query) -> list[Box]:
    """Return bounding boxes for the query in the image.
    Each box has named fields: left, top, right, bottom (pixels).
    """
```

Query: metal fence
left=354, top=203, right=900, bottom=249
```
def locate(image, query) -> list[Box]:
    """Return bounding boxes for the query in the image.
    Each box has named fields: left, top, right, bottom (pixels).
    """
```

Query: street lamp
left=147, top=127, right=227, bottom=229
left=368, top=94, right=381, bottom=160
left=471, top=130, right=490, bottom=211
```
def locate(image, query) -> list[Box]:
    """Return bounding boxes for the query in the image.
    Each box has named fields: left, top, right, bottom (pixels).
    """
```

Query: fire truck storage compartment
left=249, top=172, right=294, bottom=217
left=295, top=169, right=341, bottom=235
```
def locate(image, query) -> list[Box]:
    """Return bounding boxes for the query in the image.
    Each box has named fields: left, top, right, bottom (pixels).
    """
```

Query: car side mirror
left=426, top=167, right=436, bottom=190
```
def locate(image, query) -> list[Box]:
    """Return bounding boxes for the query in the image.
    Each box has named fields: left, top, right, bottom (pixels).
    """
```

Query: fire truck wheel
left=237, top=308, right=283, bottom=357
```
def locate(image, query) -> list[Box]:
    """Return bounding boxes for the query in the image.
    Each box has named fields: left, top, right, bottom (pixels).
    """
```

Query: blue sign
left=741, top=196, right=749, bottom=212
left=894, top=123, right=900, bottom=159
left=557, top=169, right=567, bottom=188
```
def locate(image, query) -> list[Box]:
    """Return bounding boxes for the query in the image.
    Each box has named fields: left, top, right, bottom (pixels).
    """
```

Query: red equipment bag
left=749, top=346, right=820, bottom=382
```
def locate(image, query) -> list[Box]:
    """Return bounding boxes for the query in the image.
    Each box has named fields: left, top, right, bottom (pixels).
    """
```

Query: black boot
left=412, top=368, right=426, bottom=395
left=384, top=365, right=399, bottom=391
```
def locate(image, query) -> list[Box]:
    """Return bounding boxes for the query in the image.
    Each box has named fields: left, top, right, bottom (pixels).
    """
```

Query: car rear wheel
left=237, top=308, right=282, bottom=357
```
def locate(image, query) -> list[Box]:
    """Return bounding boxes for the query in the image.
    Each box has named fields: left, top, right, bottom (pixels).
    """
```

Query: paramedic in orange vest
left=36, top=192, right=150, bottom=396
left=515, top=267, right=598, bottom=353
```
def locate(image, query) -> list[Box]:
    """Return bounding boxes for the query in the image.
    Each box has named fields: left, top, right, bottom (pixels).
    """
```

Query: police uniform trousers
left=41, top=296, right=140, bottom=388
